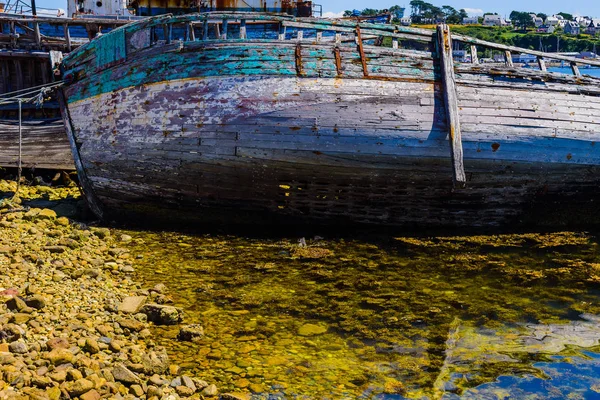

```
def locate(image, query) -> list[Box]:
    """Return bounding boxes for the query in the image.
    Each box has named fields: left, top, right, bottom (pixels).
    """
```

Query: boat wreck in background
left=59, top=13, right=600, bottom=227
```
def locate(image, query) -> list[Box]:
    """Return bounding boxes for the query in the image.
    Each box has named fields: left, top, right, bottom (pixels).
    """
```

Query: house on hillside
left=400, top=16, right=412, bottom=26
left=587, top=19, right=600, bottom=35
left=462, top=16, right=479, bottom=25
left=578, top=52, right=598, bottom=59
left=483, top=14, right=507, bottom=26
left=537, top=24, right=555, bottom=34
left=532, top=16, right=544, bottom=27
left=564, top=21, right=580, bottom=35
left=545, top=16, right=559, bottom=27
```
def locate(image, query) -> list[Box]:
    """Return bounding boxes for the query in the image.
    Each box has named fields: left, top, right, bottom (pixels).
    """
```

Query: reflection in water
left=125, top=231, right=600, bottom=398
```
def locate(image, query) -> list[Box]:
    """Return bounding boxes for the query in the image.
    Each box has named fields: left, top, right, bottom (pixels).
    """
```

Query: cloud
left=322, top=11, right=345, bottom=18
left=463, top=8, right=484, bottom=16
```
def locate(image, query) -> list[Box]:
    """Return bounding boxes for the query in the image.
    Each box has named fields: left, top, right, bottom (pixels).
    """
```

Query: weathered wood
left=355, top=25, right=369, bottom=77
left=437, top=24, right=466, bottom=187
left=239, top=19, right=246, bottom=39
left=537, top=56, right=546, bottom=72
left=571, top=62, right=581, bottom=77
left=63, top=23, right=72, bottom=52
left=470, top=45, right=478, bottom=64
left=33, top=22, right=41, bottom=48
left=221, top=19, right=228, bottom=40
left=504, top=51, right=513, bottom=67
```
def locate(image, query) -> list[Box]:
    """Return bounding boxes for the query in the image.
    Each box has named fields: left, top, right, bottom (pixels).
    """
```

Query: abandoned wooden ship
left=58, top=13, right=600, bottom=227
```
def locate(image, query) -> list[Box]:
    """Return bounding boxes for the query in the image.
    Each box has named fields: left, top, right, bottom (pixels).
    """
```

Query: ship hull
left=59, top=15, right=600, bottom=228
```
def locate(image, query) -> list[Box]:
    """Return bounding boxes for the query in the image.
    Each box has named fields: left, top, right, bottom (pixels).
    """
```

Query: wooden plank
left=239, top=19, right=246, bottom=39
left=63, top=23, right=72, bottom=52
left=470, top=45, right=478, bottom=64
left=221, top=19, right=228, bottom=40
left=537, top=56, right=546, bottom=72
left=33, top=22, right=41, bottom=48
left=355, top=25, right=369, bottom=77
left=437, top=24, right=466, bottom=187
left=504, top=51, right=513, bottom=67
left=571, top=62, right=581, bottom=77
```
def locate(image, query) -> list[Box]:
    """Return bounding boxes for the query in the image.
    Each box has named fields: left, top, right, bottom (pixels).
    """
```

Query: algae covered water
left=125, top=230, right=600, bottom=399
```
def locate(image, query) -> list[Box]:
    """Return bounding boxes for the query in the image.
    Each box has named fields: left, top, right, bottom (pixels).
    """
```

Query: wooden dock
left=0, top=118, right=74, bottom=170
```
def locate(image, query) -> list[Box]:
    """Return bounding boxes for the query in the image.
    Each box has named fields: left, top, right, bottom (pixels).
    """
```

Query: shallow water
left=124, top=230, right=600, bottom=399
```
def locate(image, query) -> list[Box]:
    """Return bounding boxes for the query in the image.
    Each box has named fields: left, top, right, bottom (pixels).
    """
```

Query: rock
left=83, top=338, right=100, bottom=354
left=9, top=340, right=28, bottom=354
left=37, top=209, right=57, bottom=220
left=5, top=296, right=28, bottom=312
left=175, top=385, right=195, bottom=396
left=118, top=296, right=147, bottom=314
left=46, top=337, right=70, bottom=350
left=25, top=294, right=46, bottom=310
left=181, top=376, right=196, bottom=392
left=248, top=383, right=265, bottom=393
left=117, top=318, right=145, bottom=332
left=112, top=364, right=140, bottom=384
left=120, top=234, right=133, bottom=243
left=46, top=386, right=61, bottom=400
left=119, top=265, right=135, bottom=273
left=65, top=378, right=94, bottom=396
left=151, top=284, right=166, bottom=294
left=0, top=343, right=8, bottom=352
left=129, top=384, right=144, bottom=397
left=141, top=349, right=169, bottom=375
left=67, top=369, right=83, bottom=381
left=177, top=324, right=204, bottom=341
left=91, top=228, right=110, bottom=239
left=201, top=384, right=218, bottom=396
left=148, top=374, right=169, bottom=386
left=80, top=389, right=101, bottom=400
left=221, top=394, right=251, bottom=400
left=43, top=246, right=67, bottom=254
left=146, top=385, right=163, bottom=398
left=297, top=323, right=328, bottom=336
left=142, top=304, right=183, bottom=325
left=46, top=348, right=73, bottom=365
left=56, top=217, right=70, bottom=226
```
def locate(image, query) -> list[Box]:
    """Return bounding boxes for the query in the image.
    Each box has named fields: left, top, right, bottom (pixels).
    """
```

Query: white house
left=533, top=16, right=544, bottom=27
left=462, top=16, right=479, bottom=25
left=400, top=16, right=412, bottom=26
left=483, top=15, right=507, bottom=27
left=545, top=16, right=559, bottom=26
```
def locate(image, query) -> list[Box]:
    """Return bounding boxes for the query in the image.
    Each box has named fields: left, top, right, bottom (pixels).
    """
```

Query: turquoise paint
left=96, top=29, right=127, bottom=68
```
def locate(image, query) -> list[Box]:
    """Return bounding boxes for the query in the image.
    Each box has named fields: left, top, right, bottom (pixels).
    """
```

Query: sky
left=27, top=0, right=600, bottom=19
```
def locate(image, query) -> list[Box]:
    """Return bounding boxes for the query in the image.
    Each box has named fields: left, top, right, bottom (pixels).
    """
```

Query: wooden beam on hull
left=437, top=24, right=466, bottom=188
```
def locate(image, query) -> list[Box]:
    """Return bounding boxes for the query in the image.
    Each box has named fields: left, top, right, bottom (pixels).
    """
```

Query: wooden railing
left=110, top=12, right=600, bottom=77
left=0, top=13, right=138, bottom=51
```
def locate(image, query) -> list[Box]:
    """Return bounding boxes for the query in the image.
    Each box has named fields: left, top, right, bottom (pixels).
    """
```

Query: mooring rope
left=0, top=81, right=65, bottom=204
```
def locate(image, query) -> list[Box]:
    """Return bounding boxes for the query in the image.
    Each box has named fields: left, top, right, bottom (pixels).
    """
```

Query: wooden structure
left=59, top=13, right=600, bottom=227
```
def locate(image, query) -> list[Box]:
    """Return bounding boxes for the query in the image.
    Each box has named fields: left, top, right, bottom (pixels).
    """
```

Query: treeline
left=343, top=5, right=405, bottom=18
left=408, top=0, right=467, bottom=24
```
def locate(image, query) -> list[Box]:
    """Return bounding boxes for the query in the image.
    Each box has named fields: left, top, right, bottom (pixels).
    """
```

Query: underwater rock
left=297, top=324, right=328, bottom=336
left=178, top=324, right=204, bottom=341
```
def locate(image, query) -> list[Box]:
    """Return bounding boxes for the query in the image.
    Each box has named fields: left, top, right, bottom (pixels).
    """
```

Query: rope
left=0, top=81, right=64, bottom=205
left=11, top=99, right=22, bottom=201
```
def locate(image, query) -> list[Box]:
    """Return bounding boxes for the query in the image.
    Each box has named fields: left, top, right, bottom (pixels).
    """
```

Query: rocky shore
left=0, top=179, right=225, bottom=400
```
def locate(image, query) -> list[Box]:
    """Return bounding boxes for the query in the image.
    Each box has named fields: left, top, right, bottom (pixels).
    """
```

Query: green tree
left=510, top=11, right=534, bottom=30
left=557, top=12, right=573, bottom=21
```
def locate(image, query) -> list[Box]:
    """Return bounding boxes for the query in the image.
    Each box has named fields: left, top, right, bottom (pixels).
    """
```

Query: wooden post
left=295, top=43, right=303, bottom=76
left=240, top=19, right=246, bottom=39
left=316, top=29, right=322, bottom=42
left=437, top=24, right=466, bottom=188
left=571, top=62, right=581, bottom=77
left=214, top=23, right=220, bottom=39
left=278, top=23, right=286, bottom=40
left=9, top=22, right=17, bottom=48
left=221, top=19, right=228, bottom=39
left=470, top=45, right=478, bottom=64
left=537, top=56, right=546, bottom=72
left=203, top=19, right=209, bottom=40
left=355, top=26, right=369, bottom=77
left=63, top=23, right=72, bottom=52
left=14, top=59, right=23, bottom=90
left=33, top=21, right=41, bottom=48
left=504, top=50, right=513, bottom=67
left=188, top=23, right=195, bottom=41
left=334, top=46, right=342, bottom=76
left=392, top=37, right=398, bottom=49
left=297, top=30, right=303, bottom=41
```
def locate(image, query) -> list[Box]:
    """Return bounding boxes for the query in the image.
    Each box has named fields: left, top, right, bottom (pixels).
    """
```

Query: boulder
left=141, top=304, right=183, bottom=325
left=118, top=296, right=147, bottom=314
left=177, top=324, right=204, bottom=342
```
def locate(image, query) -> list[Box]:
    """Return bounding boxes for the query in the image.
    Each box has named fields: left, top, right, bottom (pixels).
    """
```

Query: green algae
left=121, top=231, right=600, bottom=398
